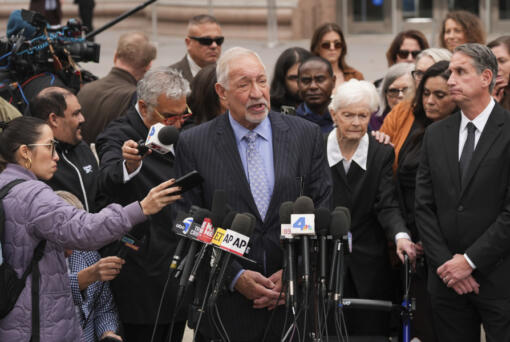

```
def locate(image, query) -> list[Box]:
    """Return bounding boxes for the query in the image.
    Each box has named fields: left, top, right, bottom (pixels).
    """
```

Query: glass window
left=354, top=0, right=385, bottom=22
left=448, top=0, right=479, bottom=15
left=500, top=0, right=510, bottom=19
left=402, top=0, right=433, bottom=19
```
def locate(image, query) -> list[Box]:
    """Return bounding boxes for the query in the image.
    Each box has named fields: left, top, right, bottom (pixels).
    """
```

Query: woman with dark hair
left=0, top=117, right=180, bottom=341
left=310, top=22, right=363, bottom=92
left=188, top=64, right=226, bottom=125
left=386, top=30, right=429, bottom=66
left=270, top=47, right=312, bottom=114
left=374, top=49, right=451, bottom=170
left=440, top=10, right=485, bottom=52
left=488, top=35, right=510, bottom=110
left=394, top=61, right=457, bottom=342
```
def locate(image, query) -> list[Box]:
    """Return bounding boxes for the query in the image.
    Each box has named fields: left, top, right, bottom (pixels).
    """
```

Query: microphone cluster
left=279, top=196, right=352, bottom=339
left=166, top=190, right=257, bottom=340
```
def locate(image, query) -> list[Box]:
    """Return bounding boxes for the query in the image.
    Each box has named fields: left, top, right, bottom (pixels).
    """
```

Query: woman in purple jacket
left=0, top=116, right=181, bottom=342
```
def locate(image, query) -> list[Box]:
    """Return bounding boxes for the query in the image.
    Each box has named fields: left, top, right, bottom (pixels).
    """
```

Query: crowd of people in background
left=1, top=7, right=510, bottom=342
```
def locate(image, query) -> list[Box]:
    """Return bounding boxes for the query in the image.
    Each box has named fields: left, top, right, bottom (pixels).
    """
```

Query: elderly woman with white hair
left=327, top=79, right=417, bottom=337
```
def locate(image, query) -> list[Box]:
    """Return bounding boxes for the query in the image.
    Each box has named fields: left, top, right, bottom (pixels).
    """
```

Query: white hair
left=137, top=66, right=190, bottom=109
left=216, top=47, right=266, bottom=89
left=416, top=48, right=452, bottom=64
left=329, top=79, right=380, bottom=113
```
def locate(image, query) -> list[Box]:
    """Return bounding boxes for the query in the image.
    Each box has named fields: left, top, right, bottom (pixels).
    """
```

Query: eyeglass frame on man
left=27, top=139, right=58, bottom=157
left=153, top=105, right=193, bottom=125
left=188, top=36, right=225, bottom=46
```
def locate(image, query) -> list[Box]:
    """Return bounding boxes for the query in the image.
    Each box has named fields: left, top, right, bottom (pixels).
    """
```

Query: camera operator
left=96, top=67, right=191, bottom=342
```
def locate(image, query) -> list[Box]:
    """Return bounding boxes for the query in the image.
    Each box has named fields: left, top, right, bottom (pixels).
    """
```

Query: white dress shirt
left=458, top=98, right=495, bottom=159
left=458, top=98, right=495, bottom=269
left=186, top=54, right=201, bottom=78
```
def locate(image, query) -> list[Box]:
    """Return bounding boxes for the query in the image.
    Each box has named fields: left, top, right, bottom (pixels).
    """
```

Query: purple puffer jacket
left=0, top=164, right=146, bottom=342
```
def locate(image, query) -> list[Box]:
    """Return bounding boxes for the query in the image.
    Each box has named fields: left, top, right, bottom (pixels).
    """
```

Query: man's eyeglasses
left=386, top=87, right=409, bottom=98
left=397, top=49, right=421, bottom=59
left=320, top=41, right=342, bottom=50
left=154, top=105, right=193, bottom=125
left=27, top=139, right=58, bottom=156
left=189, top=36, right=225, bottom=46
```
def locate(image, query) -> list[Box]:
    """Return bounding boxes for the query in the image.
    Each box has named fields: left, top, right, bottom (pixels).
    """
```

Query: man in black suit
left=96, top=67, right=191, bottom=342
left=170, top=15, right=223, bottom=84
left=175, top=47, right=332, bottom=341
left=415, top=43, right=510, bottom=341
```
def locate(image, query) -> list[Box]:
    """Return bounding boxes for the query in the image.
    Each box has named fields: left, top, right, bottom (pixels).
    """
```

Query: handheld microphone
left=116, top=234, right=141, bottom=258
left=279, top=201, right=296, bottom=311
left=209, top=213, right=255, bottom=305
left=210, top=211, right=237, bottom=270
left=333, top=206, right=352, bottom=253
left=316, top=207, right=331, bottom=291
left=330, top=209, right=350, bottom=305
left=327, top=210, right=349, bottom=296
left=188, top=190, right=227, bottom=283
left=170, top=205, right=201, bottom=271
left=292, top=196, right=315, bottom=288
left=177, top=209, right=209, bottom=285
left=138, top=123, right=179, bottom=155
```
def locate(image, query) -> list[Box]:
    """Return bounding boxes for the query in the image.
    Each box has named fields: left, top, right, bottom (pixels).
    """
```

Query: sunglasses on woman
left=397, top=49, right=421, bottom=59
left=189, top=36, right=225, bottom=46
left=320, top=41, right=342, bottom=50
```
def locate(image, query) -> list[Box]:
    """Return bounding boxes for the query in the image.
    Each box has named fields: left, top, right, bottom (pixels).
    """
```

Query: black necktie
left=459, top=122, right=476, bottom=182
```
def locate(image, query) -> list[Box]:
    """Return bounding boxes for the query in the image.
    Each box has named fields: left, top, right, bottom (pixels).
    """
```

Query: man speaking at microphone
left=175, top=47, right=332, bottom=341
left=96, top=67, right=190, bottom=342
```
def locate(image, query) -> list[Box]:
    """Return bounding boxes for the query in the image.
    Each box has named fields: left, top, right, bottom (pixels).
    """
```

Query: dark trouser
left=122, top=321, right=186, bottom=342
left=430, top=291, right=510, bottom=342
left=407, top=261, right=438, bottom=342
left=77, top=0, right=95, bottom=39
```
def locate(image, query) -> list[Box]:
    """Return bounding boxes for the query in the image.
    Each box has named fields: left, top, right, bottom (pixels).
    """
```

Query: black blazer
left=330, top=134, right=408, bottom=298
left=175, top=111, right=332, bottom=341
left=170, top=55, right=194, bottom=85
left=95, top=107, right=186, bottom=324
left=415, top=103, right=510, bottom=298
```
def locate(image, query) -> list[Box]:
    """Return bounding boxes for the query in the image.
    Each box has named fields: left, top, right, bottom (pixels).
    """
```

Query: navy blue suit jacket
left=175, top=111, right=332, bottom=341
